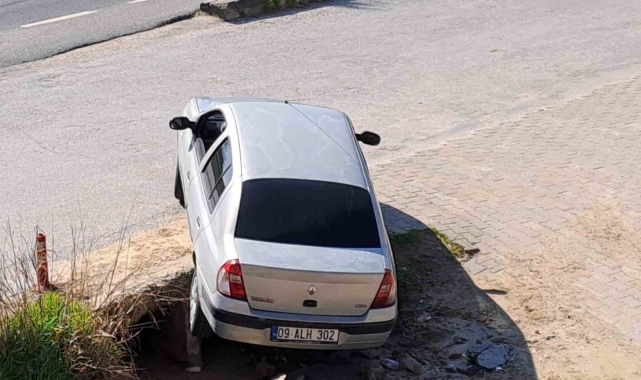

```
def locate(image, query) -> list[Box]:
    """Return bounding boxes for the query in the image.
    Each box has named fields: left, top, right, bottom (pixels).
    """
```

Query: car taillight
left=217, top=259, right=247, bottom=301
left=371, top=269, right=396, bottom=309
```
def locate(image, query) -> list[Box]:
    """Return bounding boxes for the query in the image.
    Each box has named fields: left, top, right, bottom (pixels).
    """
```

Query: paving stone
left=463, top=260, right=487, bottom=276
left=375, top=76, right=641, bottom=344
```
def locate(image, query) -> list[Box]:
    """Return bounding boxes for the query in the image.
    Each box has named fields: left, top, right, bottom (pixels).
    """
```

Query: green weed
left=0, top=223, right=138, bottom=380
left=389, top=229, right=422, bottom=249
left=389, top=227, right=466, bottom=258
left=429, top=227, right=466, bottom=258
left=265, top=0, right=283, bottom=12
left=0, top=292, right=127, bottom=380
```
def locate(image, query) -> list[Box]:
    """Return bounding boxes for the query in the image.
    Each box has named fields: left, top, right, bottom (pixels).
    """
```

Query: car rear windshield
left=235, top=179, right=381, bottom=248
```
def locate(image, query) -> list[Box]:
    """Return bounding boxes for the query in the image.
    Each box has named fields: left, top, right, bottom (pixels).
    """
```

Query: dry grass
left=0, top=219, right=178, bottom=380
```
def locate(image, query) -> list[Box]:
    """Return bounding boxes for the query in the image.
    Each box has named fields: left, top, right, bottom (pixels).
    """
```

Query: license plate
left=270, top=326, right=339, bottom=343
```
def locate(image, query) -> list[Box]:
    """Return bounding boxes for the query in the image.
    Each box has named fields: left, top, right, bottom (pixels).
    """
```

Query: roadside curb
left=200, top=0, right=322, bottom=21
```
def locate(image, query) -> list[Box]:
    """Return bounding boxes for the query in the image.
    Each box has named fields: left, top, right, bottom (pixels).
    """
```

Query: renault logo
left=308, top=285, right=317, bottom=295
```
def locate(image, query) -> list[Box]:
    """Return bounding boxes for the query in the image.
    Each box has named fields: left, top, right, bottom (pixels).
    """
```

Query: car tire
left=189, top=268, right=214, bottom=338
left=174, top=162, right=185, bottom=208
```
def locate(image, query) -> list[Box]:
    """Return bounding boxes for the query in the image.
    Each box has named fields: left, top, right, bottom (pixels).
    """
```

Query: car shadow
left=228, top=0, right=379, bottom=26
left=377, top=204, right=538, bottom=379
left=136, top=204, right=537, bottom=379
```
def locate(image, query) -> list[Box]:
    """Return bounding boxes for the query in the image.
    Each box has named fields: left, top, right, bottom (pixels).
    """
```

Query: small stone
left=381, top=358, right=401, bottom=370
left=401, top=355, right=423, bottom=374
left=453, top=336, right=467, bottom=344
left=256, top=359, right=276, bottom=378
left=447, top=362, right=481, bottom=376
left=416, top=312, right=431, bottom=323
left=476, top=344, right=512, bottom=369
left=467, top=343, right=490, bottom=358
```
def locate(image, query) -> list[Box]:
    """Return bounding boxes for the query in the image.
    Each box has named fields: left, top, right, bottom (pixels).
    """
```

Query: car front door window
left=198, top=111, right=227, bottom=151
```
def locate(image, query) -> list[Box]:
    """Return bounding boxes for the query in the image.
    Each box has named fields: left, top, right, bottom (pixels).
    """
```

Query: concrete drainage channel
left=200, top=0, right=323, bottom=21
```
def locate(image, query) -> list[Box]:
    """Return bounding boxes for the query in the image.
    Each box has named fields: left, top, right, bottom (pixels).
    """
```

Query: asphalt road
left=0, top=0, right=202, bottom=67
left=1, top=0, right=641, bottom=256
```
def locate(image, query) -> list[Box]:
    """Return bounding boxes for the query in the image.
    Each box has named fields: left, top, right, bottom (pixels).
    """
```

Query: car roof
left=196, top=97, right=281, bottom=112
left=228, top=101, right=368, bottom=190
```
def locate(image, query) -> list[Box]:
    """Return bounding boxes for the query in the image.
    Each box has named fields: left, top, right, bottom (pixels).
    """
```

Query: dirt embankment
left=51, top=215, right=641, bottom=380
left=134, top=227, right=536, bottom=380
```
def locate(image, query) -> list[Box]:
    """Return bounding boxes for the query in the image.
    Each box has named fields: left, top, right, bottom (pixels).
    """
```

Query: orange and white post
left=35, top=233, right=51, bottom=292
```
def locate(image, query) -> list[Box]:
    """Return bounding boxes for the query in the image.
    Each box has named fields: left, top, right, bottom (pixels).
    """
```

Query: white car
left=170, top=97, right=396, bottom=350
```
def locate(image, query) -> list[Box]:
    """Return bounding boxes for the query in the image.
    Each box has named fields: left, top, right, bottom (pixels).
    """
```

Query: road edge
left=200, top=0, right=323, bottom=21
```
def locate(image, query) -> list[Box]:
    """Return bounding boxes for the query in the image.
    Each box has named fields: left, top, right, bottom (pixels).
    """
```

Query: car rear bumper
left=200, top=295, right=395, bottom=350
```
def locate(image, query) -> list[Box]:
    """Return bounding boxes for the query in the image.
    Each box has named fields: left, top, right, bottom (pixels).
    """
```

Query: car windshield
left=235, top=179, right=381, bottom=248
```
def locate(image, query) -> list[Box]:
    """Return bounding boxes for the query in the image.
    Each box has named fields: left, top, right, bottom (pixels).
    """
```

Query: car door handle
left=196, top=216, right=201, bottom=229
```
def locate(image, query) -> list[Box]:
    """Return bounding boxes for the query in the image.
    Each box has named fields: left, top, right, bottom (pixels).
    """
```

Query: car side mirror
left=356, top=131, right=381, bottom=146
left=169, top=117, right=195, bottom=131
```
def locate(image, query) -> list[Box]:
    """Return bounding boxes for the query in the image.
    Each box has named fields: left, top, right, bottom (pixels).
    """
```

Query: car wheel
left=189, top=268, right=213, bottom=338
left=174, top=162, right=185, bottom=208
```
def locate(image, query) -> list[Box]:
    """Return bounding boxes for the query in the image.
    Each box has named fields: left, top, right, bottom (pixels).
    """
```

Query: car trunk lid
left=235, top=238, right=385, bottom=316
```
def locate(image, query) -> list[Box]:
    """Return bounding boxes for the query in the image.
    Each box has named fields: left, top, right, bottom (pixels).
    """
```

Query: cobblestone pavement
left=373, top=75, right=641, bottom=345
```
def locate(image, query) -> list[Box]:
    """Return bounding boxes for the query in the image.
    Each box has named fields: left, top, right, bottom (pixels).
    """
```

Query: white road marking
left=127, top=0, right=149, bottom=4
left=20, top=10, right=98, bottom=28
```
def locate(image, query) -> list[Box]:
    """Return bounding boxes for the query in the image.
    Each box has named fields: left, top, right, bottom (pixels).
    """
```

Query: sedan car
left=170, top=97, right=396, bottom=350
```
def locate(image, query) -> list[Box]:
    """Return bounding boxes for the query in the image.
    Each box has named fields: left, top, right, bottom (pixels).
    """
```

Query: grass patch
left=395, top=263, right=412, bottom=289
left=0, top=222, right=147, bottom=380
left=389, top=230, right=422, bottom=289
left=286, top=0, right=300, bottom=7
left=265, top=0, right=283, bottom=12
left=389, top=227, right=466, bottom=259
left=429, top=227, right=466, bottom=258
left=0, top=292, right=130, bottom=380
left=389, top=229, right=422, bottom=249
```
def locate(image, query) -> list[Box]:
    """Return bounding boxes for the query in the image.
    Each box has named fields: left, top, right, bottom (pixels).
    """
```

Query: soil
left=52, top=215, right=641, bottom=380
left=52, top=216, right=193, bottom=306
left=135, top=229, right=537, bottom=380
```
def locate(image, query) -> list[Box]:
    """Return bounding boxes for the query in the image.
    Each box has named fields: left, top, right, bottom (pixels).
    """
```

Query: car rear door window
left=203, top=139, right=233, bottom=213
left=235, top=179, right=381, bottom=248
